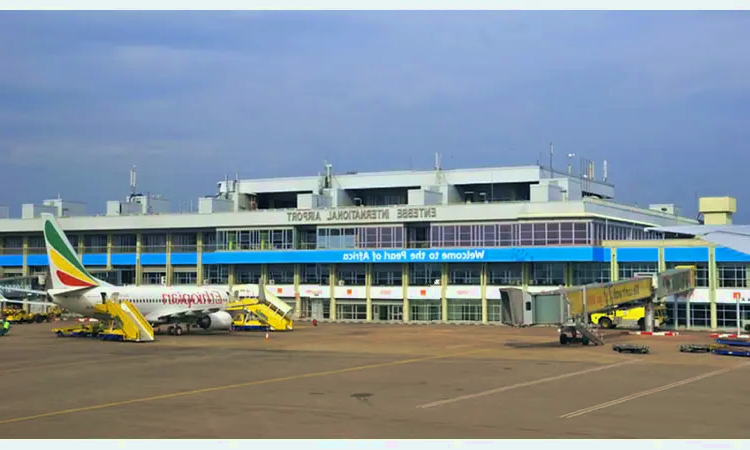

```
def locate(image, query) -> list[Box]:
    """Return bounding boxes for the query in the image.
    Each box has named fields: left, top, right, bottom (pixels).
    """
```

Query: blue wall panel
left=171, top=253, right=198, bottom=265
left=616, top=248, right=659, bottom=262
left=82, top=254, right=107, bottom=266
left=715, top=247, right=750, bottom=262
left=0, top=255, right=23, bottom=267
left=26, top=255, right=48, bottom=266
left=111, top=254, right=137, bottom=266
left=664, top=247, right=709, bottom=263
left=140, top=253, right=167, bottom=266
left=201, top=246, right=608, bottom=265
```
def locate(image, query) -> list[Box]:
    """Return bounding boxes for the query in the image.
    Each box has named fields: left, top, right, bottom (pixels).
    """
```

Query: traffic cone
left=265, top=332, right=269, bottom=341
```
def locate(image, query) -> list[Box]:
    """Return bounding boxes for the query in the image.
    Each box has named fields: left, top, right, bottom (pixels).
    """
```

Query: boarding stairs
left=227, top=286, right=294, bottom=332
left=53, top=293, right=155, bottom=342
left=93, top=295, right=155, bottom=342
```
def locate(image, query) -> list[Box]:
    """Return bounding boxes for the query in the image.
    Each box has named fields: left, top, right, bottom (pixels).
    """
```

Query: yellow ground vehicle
left=2, top=306, right=62, bottom=324
left=590, top=304, right=667, bottom=330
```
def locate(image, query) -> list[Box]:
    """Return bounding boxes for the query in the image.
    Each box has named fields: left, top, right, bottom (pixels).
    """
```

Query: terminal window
left=302, top=264, right=330, bottom=285
left=410, top=264, right=442, bottom=286
left=142, top=234, right=167, bottom=253
left=619, top=263, right=657, bottom=280
left=448, top=264, right=481, bottom=285
left=373, top=264, right=402, bottom=286
left=84, top=234, right=108, bottom=253
left=171, top=233, right=197, bottom=252
left=235, top=265, right=261, bottom=284
left=530, top=263, right=565, bottom=286
left=112, top=234, right=136, bottom=253
left=27, top=235, right=45, bottom=254
left=268, top=264, right=294, bottom=284
left=573, top=263, right=611, bottom=285
left=1, top=236, right=22, bottom=254
left=487, top=263, right=522, bottom=286
left=337, top=264, right=366, bottom=285
left=173, top=271, right=197, bottom=285
left=717, top=263, right=747, bottom=288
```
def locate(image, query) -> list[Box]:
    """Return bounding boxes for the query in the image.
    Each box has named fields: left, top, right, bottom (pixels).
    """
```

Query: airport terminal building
left=0, top=164, right=747, bottom=331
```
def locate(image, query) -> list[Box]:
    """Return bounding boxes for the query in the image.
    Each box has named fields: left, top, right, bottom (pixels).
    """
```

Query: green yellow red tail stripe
left=44, top=218, right=98, bottom=288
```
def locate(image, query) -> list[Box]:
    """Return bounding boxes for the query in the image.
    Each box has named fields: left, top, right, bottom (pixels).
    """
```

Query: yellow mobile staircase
left=53, top=293, right=155, bottom=342
left=227, top=285, right=294, bottom=332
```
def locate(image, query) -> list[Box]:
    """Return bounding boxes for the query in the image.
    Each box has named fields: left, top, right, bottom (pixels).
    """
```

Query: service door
left=311, top=299, right=324, bottom=320
left=533, top=294, right=564, bottom=324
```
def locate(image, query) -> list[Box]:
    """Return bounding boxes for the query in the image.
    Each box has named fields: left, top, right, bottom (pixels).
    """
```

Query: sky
left=0, top=11, right=749, bottom=221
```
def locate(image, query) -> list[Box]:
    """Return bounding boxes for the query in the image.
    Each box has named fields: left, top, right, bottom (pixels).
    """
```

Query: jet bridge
left=498, top=267, right=695, bottom=346
left=558, top=267, right=695, bottom=346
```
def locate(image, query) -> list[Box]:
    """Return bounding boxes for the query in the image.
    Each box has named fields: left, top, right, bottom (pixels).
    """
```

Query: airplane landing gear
left=166, top=325, right=184, bottom=336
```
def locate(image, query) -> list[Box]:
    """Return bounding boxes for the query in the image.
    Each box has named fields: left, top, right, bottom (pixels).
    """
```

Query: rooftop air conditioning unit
left=269, top=279, right=275, bottom=285
left=338, top=280, right=345, bottom=286
left=434, top=279, right=441, bottom=285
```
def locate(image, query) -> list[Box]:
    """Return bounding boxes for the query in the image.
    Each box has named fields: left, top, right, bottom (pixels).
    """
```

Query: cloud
left=0, top=11, right=749, bottom=219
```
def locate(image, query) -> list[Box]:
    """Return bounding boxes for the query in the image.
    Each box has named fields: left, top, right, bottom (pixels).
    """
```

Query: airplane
left=0, top=213, right=236, bottom=336
left=646, top=224, right=750, bottom=256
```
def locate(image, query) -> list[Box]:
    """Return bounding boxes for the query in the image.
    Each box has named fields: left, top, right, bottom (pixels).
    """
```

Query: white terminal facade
left=0, top=163, right=746, bottom=331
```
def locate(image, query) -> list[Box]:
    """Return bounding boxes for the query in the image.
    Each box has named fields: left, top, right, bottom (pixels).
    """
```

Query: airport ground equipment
left=712, top=348, right=750, bottom=358
left=227, top=285, right=294, bottom=332
left=54, top=323, right=103, bottom=338
left=557, top=267, right=695, bottom=347
left=714, top=338, right=750, bottom=348
left=52, top=293, right=154, bottom=342
left=680, top=344, right=715, bottom=353
left=613, top=344, right=650, bottom=354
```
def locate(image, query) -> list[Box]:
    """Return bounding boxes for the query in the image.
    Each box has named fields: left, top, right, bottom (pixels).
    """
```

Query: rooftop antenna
left=434, top=152, right=445, bottom=184
left=129, top=165, right=137, bottom=199
left=603, top=160, right=608, bottom=182
left=567, top=153, right=576, bottom=175
left=324, top=160, right=333, bottom=188
left=549, top=142, right=554, bottom=174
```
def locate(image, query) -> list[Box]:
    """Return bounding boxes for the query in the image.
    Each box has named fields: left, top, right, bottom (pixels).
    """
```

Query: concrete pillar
left=610, top=248, right=619, bottom=281
left=481, top=263, right=488, bottom=323
left=564, top=262, right=573, bottom=286
left=227, top=264, right=235, bottom=288
left=402, top=263, right=409, bottom=323
left=106, top=233, right=113, bottom=270
left=135, top=233, right=142, bottom=286
left=366, top=263, right=373, bottom=322
left=522, top=262, right=530, bottom=287
left=196, top=232, right=203, bottom=286
left=709, top=246, right=718, bottom=330
left=657, top=246, right=666, bottom=273
left=329, top=263, right=337, bottom=320
left=166, top=233, right=173, bottom=286
left=645, top=299, right=655, bottom=332
left=22, top=236, right=29, bottom=277
left=293, top=264, right=301, bottom=319
left=441, top=263, right=448, bottom=322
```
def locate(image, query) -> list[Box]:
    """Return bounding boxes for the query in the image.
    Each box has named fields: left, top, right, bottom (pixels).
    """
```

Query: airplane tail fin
left=42, top=213, right=102, bottom=290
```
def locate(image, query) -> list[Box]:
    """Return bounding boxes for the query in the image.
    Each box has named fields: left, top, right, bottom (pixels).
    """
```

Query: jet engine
left=197, top=311, right=233, bottom=331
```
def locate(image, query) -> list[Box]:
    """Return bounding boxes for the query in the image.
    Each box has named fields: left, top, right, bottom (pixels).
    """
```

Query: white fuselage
left=51, top=285, right=232, bottom=323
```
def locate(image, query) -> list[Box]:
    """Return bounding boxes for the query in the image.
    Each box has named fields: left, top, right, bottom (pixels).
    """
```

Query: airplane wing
left=0, top=297, right=56, bottom=307
left=647, top=225, right=750, bottom=255
left=144, top=306, right=224, bottom=323
left=0, top=286, right=48, bottom=296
